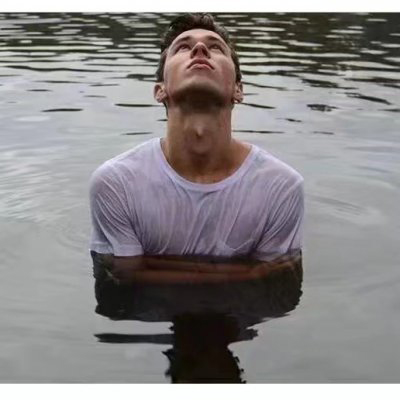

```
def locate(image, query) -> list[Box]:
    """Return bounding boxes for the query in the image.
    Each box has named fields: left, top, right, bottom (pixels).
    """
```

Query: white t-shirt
left=89, top=137, right=304, bottom=261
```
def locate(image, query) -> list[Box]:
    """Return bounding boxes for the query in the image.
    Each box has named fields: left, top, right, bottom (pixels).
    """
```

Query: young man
left=89, top=14, right=304, bottom=285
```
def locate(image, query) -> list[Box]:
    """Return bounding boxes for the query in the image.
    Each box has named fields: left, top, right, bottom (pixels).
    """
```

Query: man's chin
left=171, top=83, right=229, bottom=108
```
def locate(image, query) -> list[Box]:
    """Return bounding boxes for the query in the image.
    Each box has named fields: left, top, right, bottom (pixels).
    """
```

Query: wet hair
left=155, top=13, right=242, bottom=83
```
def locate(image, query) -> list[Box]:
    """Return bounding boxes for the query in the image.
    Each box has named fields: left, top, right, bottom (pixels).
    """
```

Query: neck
left=162, top=105, right=246, bottom=184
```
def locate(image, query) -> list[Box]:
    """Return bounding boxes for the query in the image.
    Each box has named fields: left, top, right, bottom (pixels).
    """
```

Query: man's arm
left=92, top=252, right=301, bottom=285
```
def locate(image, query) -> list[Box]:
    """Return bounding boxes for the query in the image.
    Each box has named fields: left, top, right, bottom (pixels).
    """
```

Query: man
left=89, top=13, right=304, bottom=285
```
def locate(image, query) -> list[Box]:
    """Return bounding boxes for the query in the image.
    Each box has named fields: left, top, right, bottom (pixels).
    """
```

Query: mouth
left=188, top=60, right=213, bottom=70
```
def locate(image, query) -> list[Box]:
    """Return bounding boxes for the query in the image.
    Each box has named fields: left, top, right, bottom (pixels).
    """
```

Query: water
left=0, top=12, right=399, bottom=383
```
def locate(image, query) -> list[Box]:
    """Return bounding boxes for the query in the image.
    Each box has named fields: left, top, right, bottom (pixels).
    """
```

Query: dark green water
left=0, top=12, right=399, bottom=382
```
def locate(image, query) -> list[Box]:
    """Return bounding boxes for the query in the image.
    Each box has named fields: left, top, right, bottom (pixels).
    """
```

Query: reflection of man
left=89, top=13, right=304, bottom=284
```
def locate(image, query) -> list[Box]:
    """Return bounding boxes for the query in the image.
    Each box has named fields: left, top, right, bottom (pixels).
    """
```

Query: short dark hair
left=155, top=13, right=242, bottom=83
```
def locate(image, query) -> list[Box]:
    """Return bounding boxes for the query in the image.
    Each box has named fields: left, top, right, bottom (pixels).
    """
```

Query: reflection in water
left=163, top=314, right=247, bottom=383
left=93, top=253, right=303, bottom=383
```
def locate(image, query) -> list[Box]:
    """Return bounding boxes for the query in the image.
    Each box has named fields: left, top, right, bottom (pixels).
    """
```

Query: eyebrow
left=171, top=34, right=228, bottom=50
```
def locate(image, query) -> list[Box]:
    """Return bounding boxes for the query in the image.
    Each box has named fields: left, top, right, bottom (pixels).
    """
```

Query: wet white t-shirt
left=89, top=138, right=304, bottom=261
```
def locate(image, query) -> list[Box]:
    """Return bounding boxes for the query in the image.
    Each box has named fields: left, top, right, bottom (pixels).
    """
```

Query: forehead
left=170, top=28, right=226, bottom=46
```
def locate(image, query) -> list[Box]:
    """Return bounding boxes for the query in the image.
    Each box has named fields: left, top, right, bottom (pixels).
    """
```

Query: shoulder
left=90, top=138, right=158, bottom=189
left=249, top=144, right=304, bottom=190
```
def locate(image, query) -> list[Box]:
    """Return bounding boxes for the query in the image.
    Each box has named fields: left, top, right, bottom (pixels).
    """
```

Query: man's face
left=155, top=29, right=243, bottom=107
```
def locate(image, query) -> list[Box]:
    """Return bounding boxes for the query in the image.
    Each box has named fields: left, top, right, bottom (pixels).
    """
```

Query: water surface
left=1, top=12, right=400, bottom=383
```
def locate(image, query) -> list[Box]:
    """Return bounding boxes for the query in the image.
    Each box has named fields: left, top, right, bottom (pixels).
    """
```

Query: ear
left=154, top=83, right=167, bottom=103
left=233, top=81, right=243, bottom=104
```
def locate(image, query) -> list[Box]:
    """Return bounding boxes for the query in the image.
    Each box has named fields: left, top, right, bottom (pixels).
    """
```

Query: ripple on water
left=233, top=129, right=283, bottom=134
left=121, top=132, right=153, bottom=136
left=115, top=103, right=159, bottom=108
left=307, top=104, right=338, bottom=112
left=42, top=108, right=82, bottom=112
left=49, top=205, right=91, bottom=254
left=241, top=102, right=275, bottom=109
left=0, top=146, right=71, bottom=223
left=311, top=194, right=385, bottom=226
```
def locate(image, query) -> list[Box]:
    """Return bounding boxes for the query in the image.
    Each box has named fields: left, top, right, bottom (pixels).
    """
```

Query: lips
left=188, top=59, right=213, bottom=70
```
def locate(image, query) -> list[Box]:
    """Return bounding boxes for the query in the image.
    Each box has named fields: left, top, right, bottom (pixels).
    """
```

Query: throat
left=171, top=112, right=230, bottom=155
left=161, top=137, right=251, bottom=185
left=163, top=108, right=249, bottom=184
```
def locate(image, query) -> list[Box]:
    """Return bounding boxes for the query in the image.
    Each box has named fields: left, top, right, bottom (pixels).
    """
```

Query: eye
left=176, top=43, right=190, bottom=51
left=210, top=43, right=224, bottom=52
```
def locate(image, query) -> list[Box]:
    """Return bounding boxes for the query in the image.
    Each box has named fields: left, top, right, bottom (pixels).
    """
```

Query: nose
left=190, top=41, right=210, bottom=58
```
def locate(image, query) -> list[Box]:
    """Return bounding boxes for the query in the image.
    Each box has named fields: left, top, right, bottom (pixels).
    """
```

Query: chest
left=134, top=185, right=267, bottom=255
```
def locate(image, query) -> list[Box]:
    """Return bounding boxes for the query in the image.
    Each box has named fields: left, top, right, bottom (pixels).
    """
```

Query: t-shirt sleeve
left=89, top=164, right=144, bottom=257
left=253, top=175, right=304, bottom=261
